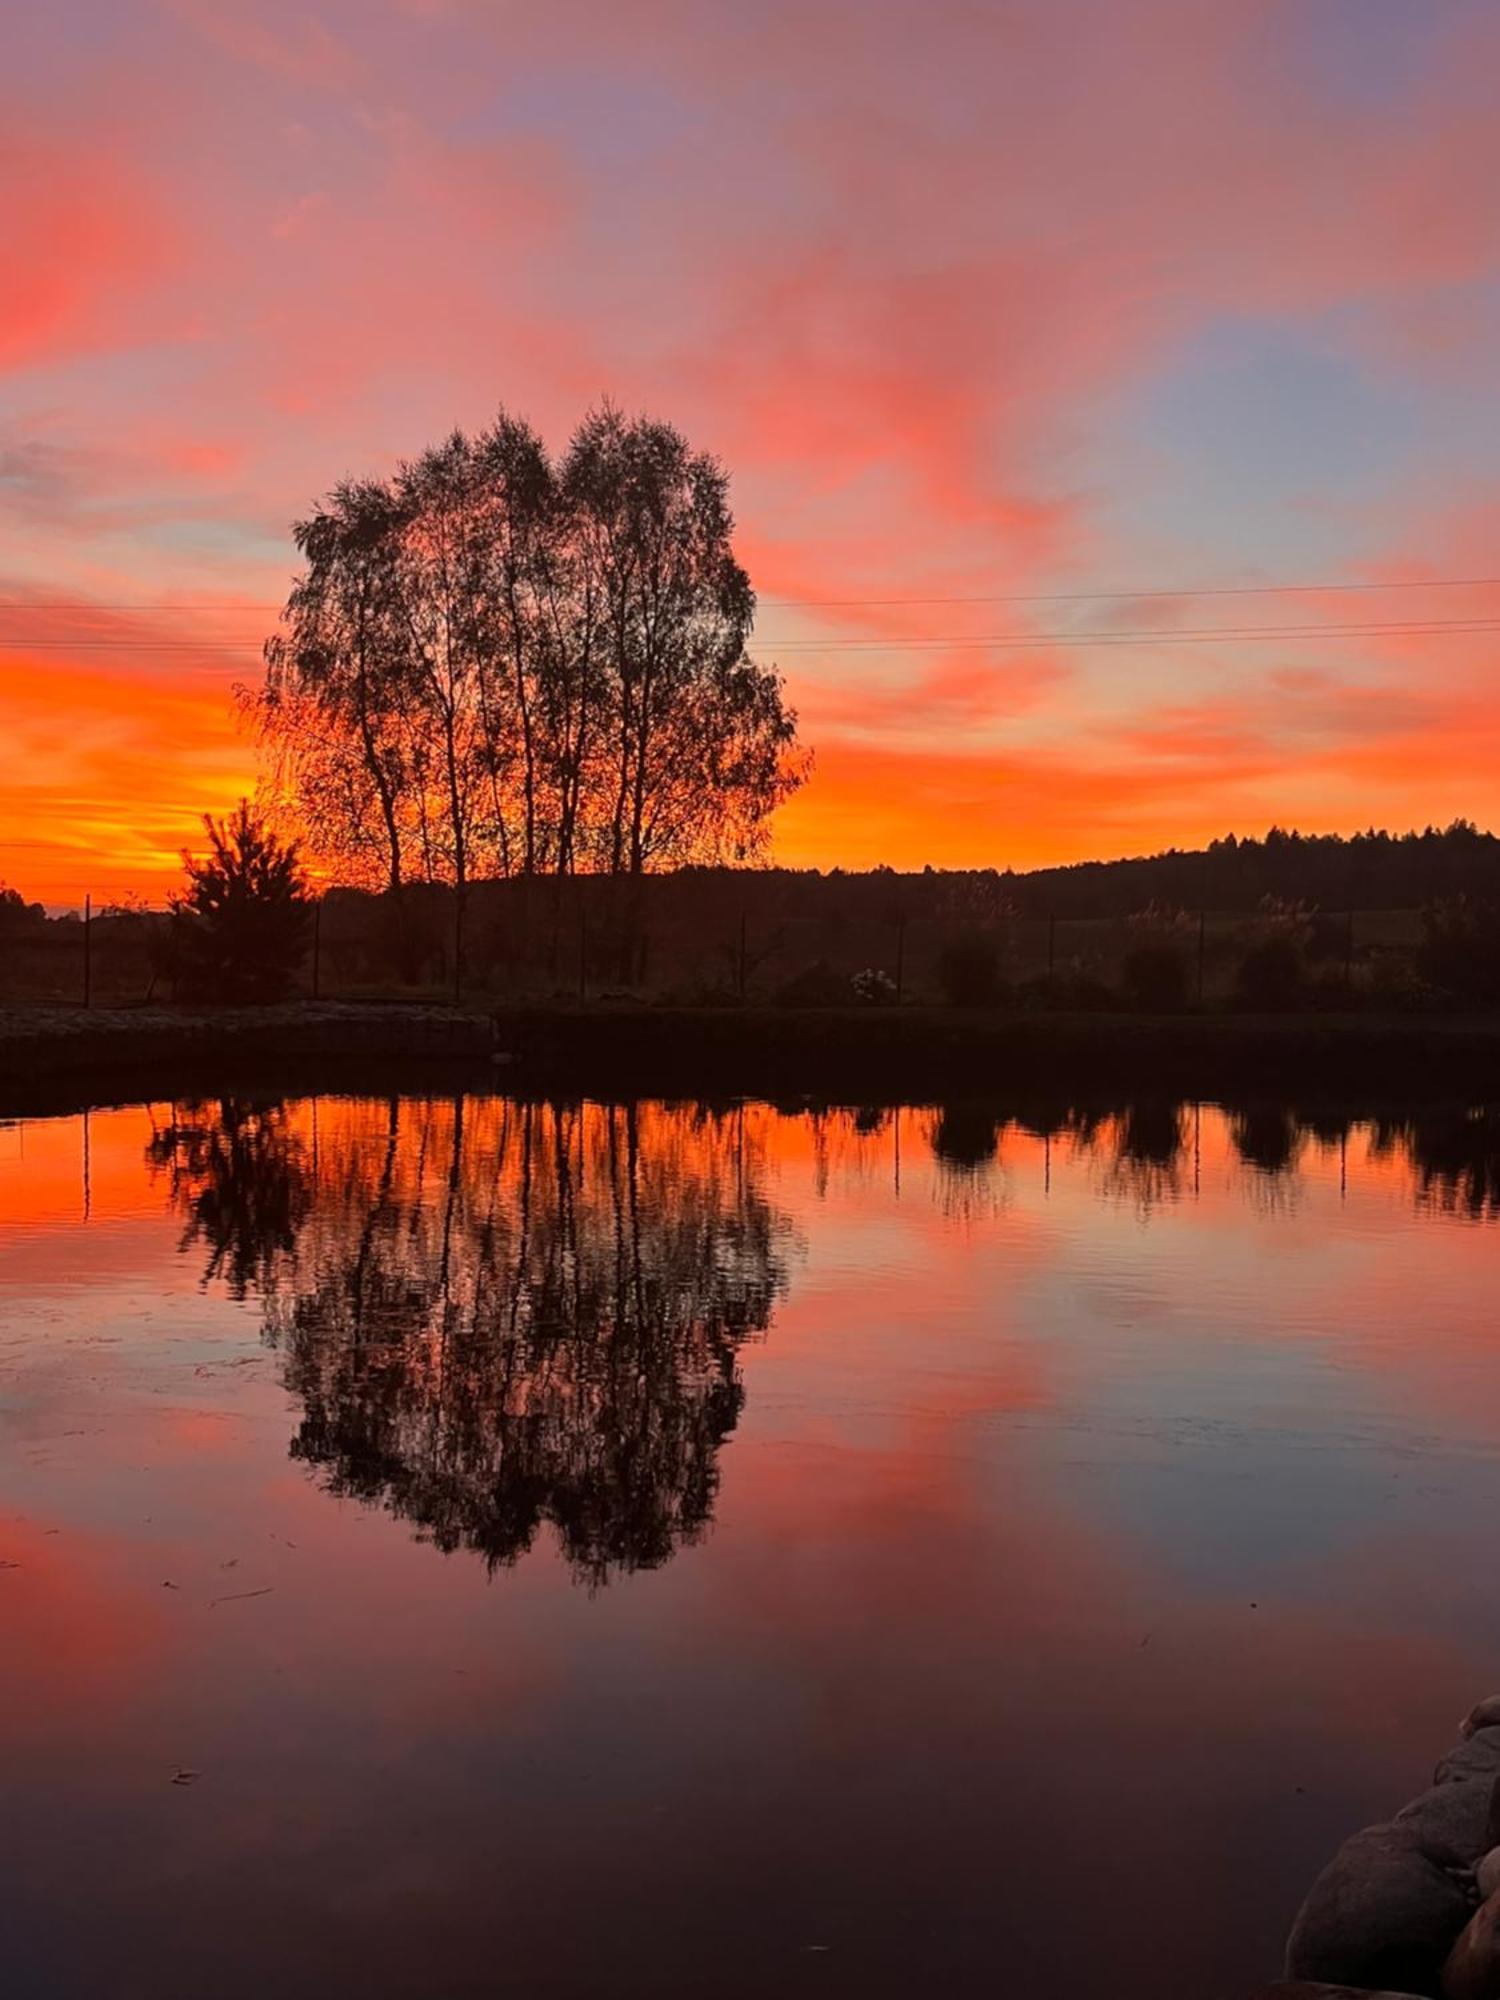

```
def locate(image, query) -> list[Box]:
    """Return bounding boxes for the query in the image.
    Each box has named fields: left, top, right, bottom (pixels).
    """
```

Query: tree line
left=245, top=403, right=806, bottom=890
left=1005, top=821, right=1500, bottom=920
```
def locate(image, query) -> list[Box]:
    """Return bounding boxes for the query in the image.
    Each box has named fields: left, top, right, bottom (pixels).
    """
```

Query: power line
left=766, top=575, right=1500, bottom=609
left=8, top=617, right=1500, bottom=654
left=4, top=573, right=1500, bottom=613
left=765, top=619, right=1500, bottom=651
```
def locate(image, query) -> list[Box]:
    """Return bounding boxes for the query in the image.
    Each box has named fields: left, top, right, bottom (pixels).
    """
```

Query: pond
left=2, top=1093, right=1499, bottom=1998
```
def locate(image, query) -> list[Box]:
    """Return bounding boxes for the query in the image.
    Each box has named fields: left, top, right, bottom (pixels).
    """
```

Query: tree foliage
left=0, top=884, right=46, bottom=934
left=1419, top=895, right=1500, bottom=1006
left=1010, top=820, right=1500, bottom=920
left=246, top=404, right=806, bottom=889
left=171, top=800, right=310, bottom=1002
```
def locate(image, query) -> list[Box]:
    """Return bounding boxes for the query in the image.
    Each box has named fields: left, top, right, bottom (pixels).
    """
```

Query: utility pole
left=83, top=893, right=92, bottom=1009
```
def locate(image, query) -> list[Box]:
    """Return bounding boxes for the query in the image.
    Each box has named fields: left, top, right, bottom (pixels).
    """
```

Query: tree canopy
left=170, top=800, right=310, bottom=1002
left=247, top=404, right=806, bottom=889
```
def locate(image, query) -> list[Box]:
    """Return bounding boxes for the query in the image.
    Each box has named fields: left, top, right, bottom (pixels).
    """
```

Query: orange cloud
left=5, top=0, right=1500, bottom=889
left=0, top=639, right=253, bottom=900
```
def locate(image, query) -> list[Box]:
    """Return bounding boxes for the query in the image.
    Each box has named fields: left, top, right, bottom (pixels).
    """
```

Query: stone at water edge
left=1252, top=1985, right=1439, bottom=1998
left=1478, top=1849, right=1500, bottom=1903
left=1285, top=1821, right=1473, bottom=1994
left=1394, top=1779, right=1495, bottom=1869
left=1462, top=1698, right=1500, bottom=1743
left=1444, top=1892, right=1500, bottom=1998
left=1437, top=1731, right=1500, bottom=1788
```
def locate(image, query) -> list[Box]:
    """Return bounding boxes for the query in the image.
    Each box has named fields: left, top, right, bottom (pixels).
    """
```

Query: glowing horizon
left=6, top=0, right=1500, bottom=903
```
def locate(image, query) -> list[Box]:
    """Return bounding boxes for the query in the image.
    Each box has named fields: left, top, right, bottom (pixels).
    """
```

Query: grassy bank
left=0, top=1002, right=496, bottom=1116
left=489, top=1003, right=1500, bottom=1098
left=3, top=999, right=1500, bottom=1117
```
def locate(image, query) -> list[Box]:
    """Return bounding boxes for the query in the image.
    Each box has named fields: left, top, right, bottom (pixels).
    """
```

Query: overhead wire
left=5, top=616, right=1500, bottom=654
left=3, top=572, right=1500, bottom=613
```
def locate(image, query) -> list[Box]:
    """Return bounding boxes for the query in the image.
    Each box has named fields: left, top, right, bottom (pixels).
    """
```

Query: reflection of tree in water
left=927, top=1104, right=1010, bottom=1220
left=930, top=1105, right=1003, bottom=1173
left=1098, top=1101, right=1187, bottom=1209
left=151, top=1097, right=792, bottom=1584
left=147, top=1098, right=314, bottom=1296
left=1230, top=1104, right=1303, bottom=1177
left=918, top=1096, right=1500, bottom=1222
left=1376, top=1105, right=1500, bottom=1219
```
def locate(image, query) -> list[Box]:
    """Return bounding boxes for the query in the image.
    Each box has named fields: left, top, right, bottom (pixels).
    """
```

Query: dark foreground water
left=2, top=1094, right=1499, bottom=1999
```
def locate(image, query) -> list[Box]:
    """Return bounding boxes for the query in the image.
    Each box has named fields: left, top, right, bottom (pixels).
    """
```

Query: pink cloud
left=5, top=0, right=1500, bottom=885
left=0, top=128, right=173, bottom=374
left=163, top=0, right=360, bottom=90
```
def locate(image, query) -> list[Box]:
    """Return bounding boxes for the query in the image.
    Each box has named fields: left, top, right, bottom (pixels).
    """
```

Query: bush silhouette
left=937, top=932, right=1002, bottom=1006
left=1235, top=933, right=1307, bottom=1011
left=1122, top=942, right=1189, bottom=1011
left=1419, top=897, right=1500, bottom=1006
left=171, top=801, right=311, bottom=1003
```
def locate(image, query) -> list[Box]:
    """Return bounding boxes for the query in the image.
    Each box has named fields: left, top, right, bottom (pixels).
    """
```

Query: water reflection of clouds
left=3, top=1091, right=1500, bottom=1997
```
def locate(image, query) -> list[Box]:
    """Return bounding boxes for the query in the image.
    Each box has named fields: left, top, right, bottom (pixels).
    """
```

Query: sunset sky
left=6, top=0, right=1500, bottom=902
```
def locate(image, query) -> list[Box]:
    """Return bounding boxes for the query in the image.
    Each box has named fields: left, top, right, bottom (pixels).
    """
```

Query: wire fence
left=0, top=877, right=1429, bottom=1013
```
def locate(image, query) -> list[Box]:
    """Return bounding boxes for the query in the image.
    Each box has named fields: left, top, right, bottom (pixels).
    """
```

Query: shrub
left=1418, top=897, right=1500, bottom=1006
left=851, top=966, right=897, bottom=1005
left=937, top=932, right=1001, bottom=1006
left=0, top=884, right=46, bottom=935
left=170, top=801, right=311, bottom=1004
left=1121, top=942, right=1189, bottom=1011
left=774, top=960, right=853, bottom=1008
left=1235, top=933, right=1307, bottom=1011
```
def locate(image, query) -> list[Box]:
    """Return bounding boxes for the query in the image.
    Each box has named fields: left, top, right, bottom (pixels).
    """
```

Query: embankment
left=3, top=1001, right=1500, bottom=1116
left=0, top=1003, right=496, bottom=1115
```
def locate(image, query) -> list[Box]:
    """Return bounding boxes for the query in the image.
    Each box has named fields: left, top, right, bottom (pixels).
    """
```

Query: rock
left=1439, top=1731, right=1500, bottom=1786
left=1477, top=1848, right=1500, bottom=1902
left=1445, top=1891, right=1500, bottom=1998
left=1461, top=1699, right=1500, bottom=1742
left=1396, top=1780, right=1495, bottom=1868
left=1251, top=1985, right=1435, bottom=1998
left=1286, top=1821, right=1473, bottom=1994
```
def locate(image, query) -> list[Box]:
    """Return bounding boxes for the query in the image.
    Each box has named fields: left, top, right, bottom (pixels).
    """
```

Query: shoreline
left=2, top=1000, right=1499, bottom=1117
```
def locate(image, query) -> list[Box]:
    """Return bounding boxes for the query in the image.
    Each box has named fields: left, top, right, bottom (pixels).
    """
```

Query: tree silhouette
left=247, top=404, right=806, bottom=890
left=170, top=800, right=310, bottom=1003
left=1419, top=896, right=1500, bottom=1006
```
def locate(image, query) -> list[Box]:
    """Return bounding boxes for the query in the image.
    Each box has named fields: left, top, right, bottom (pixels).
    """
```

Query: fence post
left=83, top=893, right=92, bottom=1009
left=312, top=898, right=322, bottom=1002
left=453, top=889, right=464, bottom=1006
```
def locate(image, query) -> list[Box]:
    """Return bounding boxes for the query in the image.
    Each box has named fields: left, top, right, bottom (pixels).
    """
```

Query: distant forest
left=5, top=818, right=1500, bottom=1012
left=978, top=819, right=1500, bottom=919
left=4, top=819, right=1498, bottom=928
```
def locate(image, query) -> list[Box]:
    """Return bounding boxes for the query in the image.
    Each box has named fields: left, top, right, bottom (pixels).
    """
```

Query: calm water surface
left=3, top=1094, right=1499, bottom=1998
